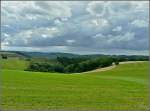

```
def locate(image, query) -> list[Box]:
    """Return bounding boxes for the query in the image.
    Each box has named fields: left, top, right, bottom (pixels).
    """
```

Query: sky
left=1, top=1, right=149, bottom=55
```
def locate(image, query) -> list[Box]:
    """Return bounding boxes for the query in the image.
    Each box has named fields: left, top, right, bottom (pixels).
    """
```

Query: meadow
left=0, top=58, right=29, bottom=70
left=0, top=58, right=149, bottom=110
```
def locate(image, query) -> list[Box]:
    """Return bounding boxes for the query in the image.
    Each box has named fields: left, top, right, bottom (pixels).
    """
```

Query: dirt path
left=82, top=65, right=116, bottom=74
left=81, top=61, right=147, bottom=74
left=119, top=61, right=147, bottom=64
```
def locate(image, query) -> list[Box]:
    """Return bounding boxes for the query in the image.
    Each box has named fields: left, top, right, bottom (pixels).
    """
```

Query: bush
left=114, top=61, right=119, bottom=65
left=26, top=62, right=64, bottom=73
left=1, top=54, right=8, bottom=59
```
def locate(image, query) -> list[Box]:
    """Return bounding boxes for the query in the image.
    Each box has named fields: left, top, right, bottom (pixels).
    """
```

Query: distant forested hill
left=0, top=50, right=149, bottom=61
left=0, top=51, right=80, bottom=59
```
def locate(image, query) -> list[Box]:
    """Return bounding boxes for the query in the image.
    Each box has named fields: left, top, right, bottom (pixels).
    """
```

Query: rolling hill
left=1, top=62, right=149, bottom=110
left=1, top=51, right=148, bottom=60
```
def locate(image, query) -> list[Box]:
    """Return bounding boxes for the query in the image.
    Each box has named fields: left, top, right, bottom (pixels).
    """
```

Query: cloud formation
left=1, top=1, right=149, bottom=55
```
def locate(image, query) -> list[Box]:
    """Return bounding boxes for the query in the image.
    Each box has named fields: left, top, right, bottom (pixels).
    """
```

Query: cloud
left=91, top=18, right=109, bottom=27
left=112, top=26, right=122, bottom=32
left=131, top=19, right=148, bottom=28
left=86, top=1, right=107, bottom=17
left=108, top=32, right=135, bottom=43
left=35, top=1, right=72, bottom=19
left=2, top=26, right=62, bottom=47
left=1, top=1, right=72, bottom=33
left=3, top=33, right=10, bottom=37
left=66, top=40, right=76, bottom=45
left=91, top=32, right=137, bottom=50
left=1, top=1, right=149, bottom=55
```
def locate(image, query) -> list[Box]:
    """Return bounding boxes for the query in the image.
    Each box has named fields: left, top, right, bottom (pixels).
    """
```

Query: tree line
left=25, top=56, right=119, bottom=73
left=1, top=52, right=148, bottom=73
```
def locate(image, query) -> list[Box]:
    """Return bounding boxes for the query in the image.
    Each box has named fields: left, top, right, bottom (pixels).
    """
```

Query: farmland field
left=0, top=61, right=149, bottom=110
left=0, top=58, right=29, bottom=70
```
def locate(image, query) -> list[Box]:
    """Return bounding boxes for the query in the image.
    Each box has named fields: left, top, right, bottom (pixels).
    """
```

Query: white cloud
left=1, top=41, right=9, bottom=46
left=7, top=27, right=62, bottom=46
left=131, top=1, right=149, bottom=12
left=10, top=30, right=32, bottom=45
left=41, top=34, right=48, bottom=38
left=1, top=1, right=149, bottom=54
left=92, top=33, right=105, bottom=39
left=3, top=25, right=10, bottom=28
left=91, top=19, right=109, bottom=26
left=35, top=1, right=72, bottom=19
left=2, top=1, right=37, bottom=19
left=25, top=14, right=38, bottom=20
left=131, top=19, right=148, bottom=28
left=112, top=26, right=122, bottom=32
left=86, top=1, right=107, bottom=17
left=3, top=33, right=10, bottom=37
left=54, top=19, right=62, bottom=25
left=66, top=40, right=75, bottom=45
left=61, top=18, right=68, bottom=21
left=1, top=1, right=72, bottom=28
left=32, top=27, right=61, bottom=39
left=109, top=1, right=135, bottom=14
left=108, top=32, right=135, bottom=43
left=86, top=1, right=149, bottom=18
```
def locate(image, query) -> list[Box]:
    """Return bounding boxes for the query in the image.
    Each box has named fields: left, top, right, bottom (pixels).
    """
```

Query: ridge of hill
left=0, top=50, right=148, bottom=60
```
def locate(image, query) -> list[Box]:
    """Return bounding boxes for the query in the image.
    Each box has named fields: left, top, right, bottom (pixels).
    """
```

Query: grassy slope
left=0, top=58, right=29, bottom=70
left=1, top=62, right=149, bottom=110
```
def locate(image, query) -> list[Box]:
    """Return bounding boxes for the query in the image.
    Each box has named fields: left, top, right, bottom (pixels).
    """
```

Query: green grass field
left=0, top=61, right=149, bottom=110
left=0, top=58, right=29, bottom=70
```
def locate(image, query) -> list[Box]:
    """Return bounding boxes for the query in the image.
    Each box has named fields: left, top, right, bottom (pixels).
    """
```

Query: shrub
left=1, top=54, right=8, bottom=59
left=114, top=61, right=119, bottom=65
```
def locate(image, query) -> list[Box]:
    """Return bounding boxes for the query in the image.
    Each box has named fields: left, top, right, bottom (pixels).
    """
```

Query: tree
left=114, top=61, right=119, bottom=65
left=26, top=56, right=114, bottom=73
left=1, top=54, right=8, bottom=59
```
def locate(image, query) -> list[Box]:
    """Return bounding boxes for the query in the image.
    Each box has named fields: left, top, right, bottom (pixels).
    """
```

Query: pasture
left=0, top=58, right=29, bottom=70
left=0, top=61, right=149, bottom=110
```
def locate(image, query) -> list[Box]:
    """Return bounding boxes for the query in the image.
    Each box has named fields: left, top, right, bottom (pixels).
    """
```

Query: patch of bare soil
left=119, top=61, right=147, bottom=64
left=82, top=65, right=116, bottom=73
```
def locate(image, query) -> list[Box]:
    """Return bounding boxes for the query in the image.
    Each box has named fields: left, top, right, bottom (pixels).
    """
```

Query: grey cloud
left=1, top=1, right=149, bottom=55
